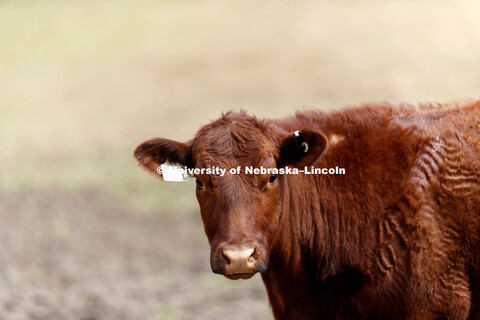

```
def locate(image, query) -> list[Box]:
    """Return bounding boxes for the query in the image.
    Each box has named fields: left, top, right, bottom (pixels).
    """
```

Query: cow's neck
left=274, top=173, right=358, bottom=277
left=263, top=173, right=371, bottom=314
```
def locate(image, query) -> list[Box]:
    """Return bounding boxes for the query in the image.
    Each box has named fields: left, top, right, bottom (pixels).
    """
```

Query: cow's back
left=278, top=101, right=480, bottom=319
left=393, top=102, right=480, bottom=319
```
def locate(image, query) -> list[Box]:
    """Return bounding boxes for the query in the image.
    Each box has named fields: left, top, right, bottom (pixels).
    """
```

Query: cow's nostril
left=248, top=248, right=256, bottom=262
left=222, top=251, right=231, bottom=265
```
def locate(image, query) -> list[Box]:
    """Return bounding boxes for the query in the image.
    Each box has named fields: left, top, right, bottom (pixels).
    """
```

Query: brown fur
left=134, top=101, right=480, bottom=319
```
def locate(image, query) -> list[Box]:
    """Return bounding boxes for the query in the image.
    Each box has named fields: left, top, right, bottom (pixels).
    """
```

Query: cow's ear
left=134, top=138, right=192, bottom=176
left=278, top=128, right=327, bottom=167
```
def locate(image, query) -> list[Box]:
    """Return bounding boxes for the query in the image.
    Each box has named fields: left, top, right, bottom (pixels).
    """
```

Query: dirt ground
left=0, top=189, right=271, bottom=320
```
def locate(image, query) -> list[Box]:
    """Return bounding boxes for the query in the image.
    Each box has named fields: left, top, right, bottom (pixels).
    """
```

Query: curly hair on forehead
left=192, top=111, right=277, bottom=159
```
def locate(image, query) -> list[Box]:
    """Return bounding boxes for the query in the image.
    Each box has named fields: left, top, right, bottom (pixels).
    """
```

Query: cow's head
left=134, top=111, right=327, bottom=279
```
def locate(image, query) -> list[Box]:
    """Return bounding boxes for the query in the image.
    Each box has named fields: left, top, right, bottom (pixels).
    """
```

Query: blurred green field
left=2, top=0, right=480, bottom=209
left=1, top=0, right=480, bottom=319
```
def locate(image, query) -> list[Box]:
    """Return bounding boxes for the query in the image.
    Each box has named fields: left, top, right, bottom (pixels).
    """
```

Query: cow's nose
left=220, top=243, right=257, bottom=275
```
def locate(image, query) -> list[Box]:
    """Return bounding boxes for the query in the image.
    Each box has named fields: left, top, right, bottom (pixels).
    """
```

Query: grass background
left=1, top=0, right=480, bottom=319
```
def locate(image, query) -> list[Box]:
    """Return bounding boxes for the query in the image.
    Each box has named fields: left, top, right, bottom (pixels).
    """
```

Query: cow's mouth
left=224, top=272, right=256, bottom=280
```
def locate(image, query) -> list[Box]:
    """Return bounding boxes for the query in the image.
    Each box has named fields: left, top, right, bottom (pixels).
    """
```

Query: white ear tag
left=158, top=162, right=189, bottom=182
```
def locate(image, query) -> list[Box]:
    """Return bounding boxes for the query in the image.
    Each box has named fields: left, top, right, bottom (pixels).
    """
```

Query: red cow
left=134, top=101, right=480, bottom=319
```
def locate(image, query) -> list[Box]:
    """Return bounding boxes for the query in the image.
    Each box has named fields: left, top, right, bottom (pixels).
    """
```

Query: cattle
left=134, top=101, right=480, bottom=319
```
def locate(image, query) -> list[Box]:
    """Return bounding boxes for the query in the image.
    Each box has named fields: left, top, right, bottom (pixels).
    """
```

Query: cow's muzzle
left=211, top=242, right=266, bottom=279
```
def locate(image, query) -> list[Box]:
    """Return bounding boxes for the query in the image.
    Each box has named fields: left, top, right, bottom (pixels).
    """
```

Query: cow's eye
left=269, top=173, right=277, bottom=183
left=195, top=178, right=204, bottom=188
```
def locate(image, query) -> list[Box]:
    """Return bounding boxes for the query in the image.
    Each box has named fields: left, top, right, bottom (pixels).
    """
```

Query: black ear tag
left=293, top=130, right=309, bottom=153
left=301, top=141, right=309, bottom=153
